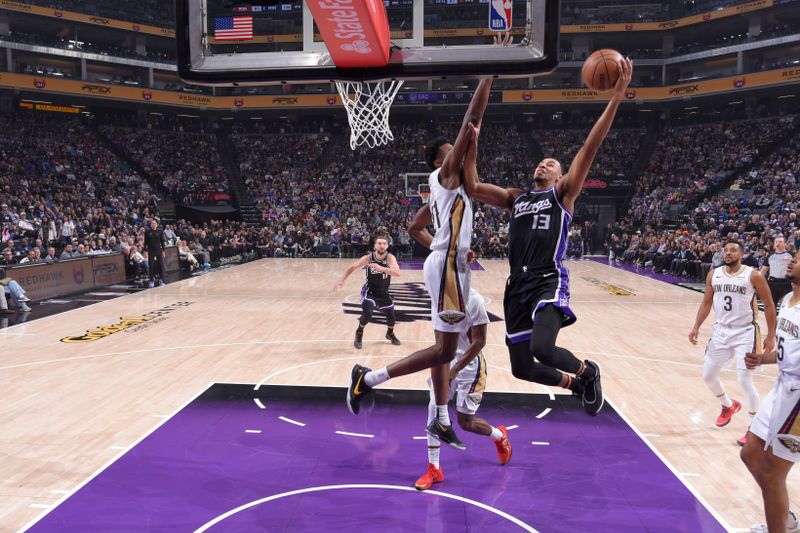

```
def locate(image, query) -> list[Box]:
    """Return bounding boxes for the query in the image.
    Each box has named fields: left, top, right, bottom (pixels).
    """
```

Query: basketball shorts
left=361, top=286, right=393, bottom=309
left=504, top=268, right=576, bottom=344
left=427, top=353, right=487, bottom=416
left=749, top=375, right=800, bottom=463
left=424, top=250, right=471, bottom=334
left=705, top=324, right=759, bottom=370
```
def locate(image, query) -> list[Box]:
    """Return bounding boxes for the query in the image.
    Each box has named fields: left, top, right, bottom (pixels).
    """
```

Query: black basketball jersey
left=366, top=252, right=391, bottom=294
left=508, top=187, right=572, bottom=273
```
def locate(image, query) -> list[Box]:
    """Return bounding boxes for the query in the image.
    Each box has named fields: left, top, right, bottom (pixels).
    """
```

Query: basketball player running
left=334, top=233, right=401, bottom=348
left=461, top=58, right=634, bottom=416
left=414, top=288, right=513, bottom=490
left=689, top=242, right=776, bottom=446
left=346, top=76, right=493, bottom=449
left=741, top=250, right=800, bottom=533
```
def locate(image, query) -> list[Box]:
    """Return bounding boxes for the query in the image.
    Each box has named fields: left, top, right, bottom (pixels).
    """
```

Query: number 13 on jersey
left=531, top=213, right=551, bottom=230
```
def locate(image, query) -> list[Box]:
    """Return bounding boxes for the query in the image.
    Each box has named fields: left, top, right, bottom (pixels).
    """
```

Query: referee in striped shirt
left=760, top=235, right=792, bottom=314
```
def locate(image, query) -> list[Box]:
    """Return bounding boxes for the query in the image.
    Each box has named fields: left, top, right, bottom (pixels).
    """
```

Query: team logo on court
left=61, top=302, right=195, bottom=343
left=341, top=282, right=501, bottom=325
left=582, top=276, right=636, bottom=296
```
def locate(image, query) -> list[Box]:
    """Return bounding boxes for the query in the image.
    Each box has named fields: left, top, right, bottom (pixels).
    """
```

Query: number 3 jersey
left=508, top=187, right=572, bottom=274
left=711, top=265, right=756, bottom=329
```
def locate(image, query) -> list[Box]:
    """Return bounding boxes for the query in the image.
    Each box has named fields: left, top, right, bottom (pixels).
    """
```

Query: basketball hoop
left=336, top=79, right=404, bottom=150
left=420, top=190, right=430, bottom=204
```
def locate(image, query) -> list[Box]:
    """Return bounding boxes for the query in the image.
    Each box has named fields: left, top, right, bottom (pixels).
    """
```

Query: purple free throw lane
left=28, top=386, right=726, bottom=532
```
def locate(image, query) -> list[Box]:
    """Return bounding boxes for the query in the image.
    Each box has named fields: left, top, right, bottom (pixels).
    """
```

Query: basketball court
left=3, top=258, right=798, bottom=531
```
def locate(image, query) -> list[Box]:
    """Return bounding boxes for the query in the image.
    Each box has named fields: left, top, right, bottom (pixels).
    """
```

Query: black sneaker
left=580, top=360, right=604, bottom=416
left=426, top=420, right=466, bottom=451
left=354, top=328, right=363, bottom=350
left=346, top=364, right=372, bottom=415
left=385, top=331, right=401, bottom=346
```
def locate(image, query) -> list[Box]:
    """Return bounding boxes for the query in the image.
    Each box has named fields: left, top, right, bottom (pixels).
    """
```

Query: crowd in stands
left=23, top=0, right=175, bottom=29
left=1, top=31, right=175, bottom=63
left=102, top=125, right=232, bottom=206
left=610, top=114, right=799, bottom=279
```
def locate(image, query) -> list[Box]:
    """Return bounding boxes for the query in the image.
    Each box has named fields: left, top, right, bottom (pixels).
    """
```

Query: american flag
left=214, top=16, right=253, bottom=41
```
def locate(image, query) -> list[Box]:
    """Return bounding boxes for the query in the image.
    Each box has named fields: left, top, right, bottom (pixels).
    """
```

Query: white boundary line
left=253, top=399, right=266, bottom=410
left=530, top=441, right=550, bottom=446
left=605, top=397, right=733, bottom=532
left=506, top=425, right=519, bottom=430
left=19, top=382, right=214, bottom=532
left=277, top=416, right=306, bottom=427
left=245, top=429, right=262, bottom=434
left=193, top=484, right=539, bottom=533
left=335, top=430, right=374, bottom=439
left=535, top=408, right=552, bottom=419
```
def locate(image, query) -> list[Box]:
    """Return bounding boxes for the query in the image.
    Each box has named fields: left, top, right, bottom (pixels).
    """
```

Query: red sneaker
left=737, top=433, right=748, bottom=447
left=715, top=399, right=741, bottom=427
left=414, top=463, right=444, bottom=491
left=495, top=426, right=512, bottom=465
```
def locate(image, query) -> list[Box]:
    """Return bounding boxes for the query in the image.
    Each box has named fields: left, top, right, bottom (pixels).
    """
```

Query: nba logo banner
left=489, top=0, right=512, bottom=31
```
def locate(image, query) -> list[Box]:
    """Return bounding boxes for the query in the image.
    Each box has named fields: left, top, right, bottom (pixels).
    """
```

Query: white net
left=335, top=80, right=404, bottom=150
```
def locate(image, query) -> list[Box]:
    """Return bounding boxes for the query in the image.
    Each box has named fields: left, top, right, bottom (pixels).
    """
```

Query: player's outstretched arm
left=333, top=254, right=370, bottom=291
left=439, top=78, right=493, bottom=187
left=461, top=123, right=522, bottom=211
left=689, top=269, right=714, bottom=345
left=557, top=57, right=633, bottom=210
left=751, top=269, right=777, bottom=353
left=409, top=204, right=434, bottom=249
left=449, top=323, right=487, bottom=381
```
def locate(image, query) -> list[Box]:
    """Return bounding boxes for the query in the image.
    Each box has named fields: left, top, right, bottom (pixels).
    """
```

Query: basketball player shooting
left=461, top=56, right=634, bottom=416
left=689, top=241, right=776, bottom=446
left=346, top=71, right=494, bottom=450
left=334, top=232, right=402, bottom=349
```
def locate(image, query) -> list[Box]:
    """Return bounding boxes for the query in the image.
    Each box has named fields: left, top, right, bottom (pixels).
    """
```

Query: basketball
left=581, top=49, right=624, bottom=92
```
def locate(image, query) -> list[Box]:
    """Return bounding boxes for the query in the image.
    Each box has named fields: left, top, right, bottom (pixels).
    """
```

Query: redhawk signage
left=305, top=0, right=391, bottom=67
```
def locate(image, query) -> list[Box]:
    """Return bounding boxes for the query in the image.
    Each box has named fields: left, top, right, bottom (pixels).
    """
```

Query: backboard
left=176, top=0, right=560, bottom=85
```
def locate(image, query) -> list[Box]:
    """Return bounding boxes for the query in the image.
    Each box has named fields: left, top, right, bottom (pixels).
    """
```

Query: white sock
left=489, top=426, right=503, bottom=441
left=718, top=393, right=733, bottom=408
left=428, top=444, right=440, bottom=469
left=364, top=367, right=389, bottom=388
left=436, top=405, right=451, bottom=426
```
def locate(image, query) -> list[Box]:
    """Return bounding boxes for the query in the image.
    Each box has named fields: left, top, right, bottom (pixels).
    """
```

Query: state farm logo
left=658, top=21, right=678, bottom=29
left=142, top=91, right=152, bottom=100
left=733, top=78, right=746, bottom=88
left=522, top=91, right=533, bottom=101
left=73, top=267, right=85, bottom=284
left=326, top=96, right=337, bottom=105
left=341, top=39, right=371, bottom=55
left=272, top=97, right=298, bottom=105
left=33, top=78, right=46, bottom=89
left=625, top=89, right=636, bottom=99
left=82, top=84, right=111, bottom=94
left=234, top=98, right=244, bottom=107
left=668, top=84, right=699, bottom=96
